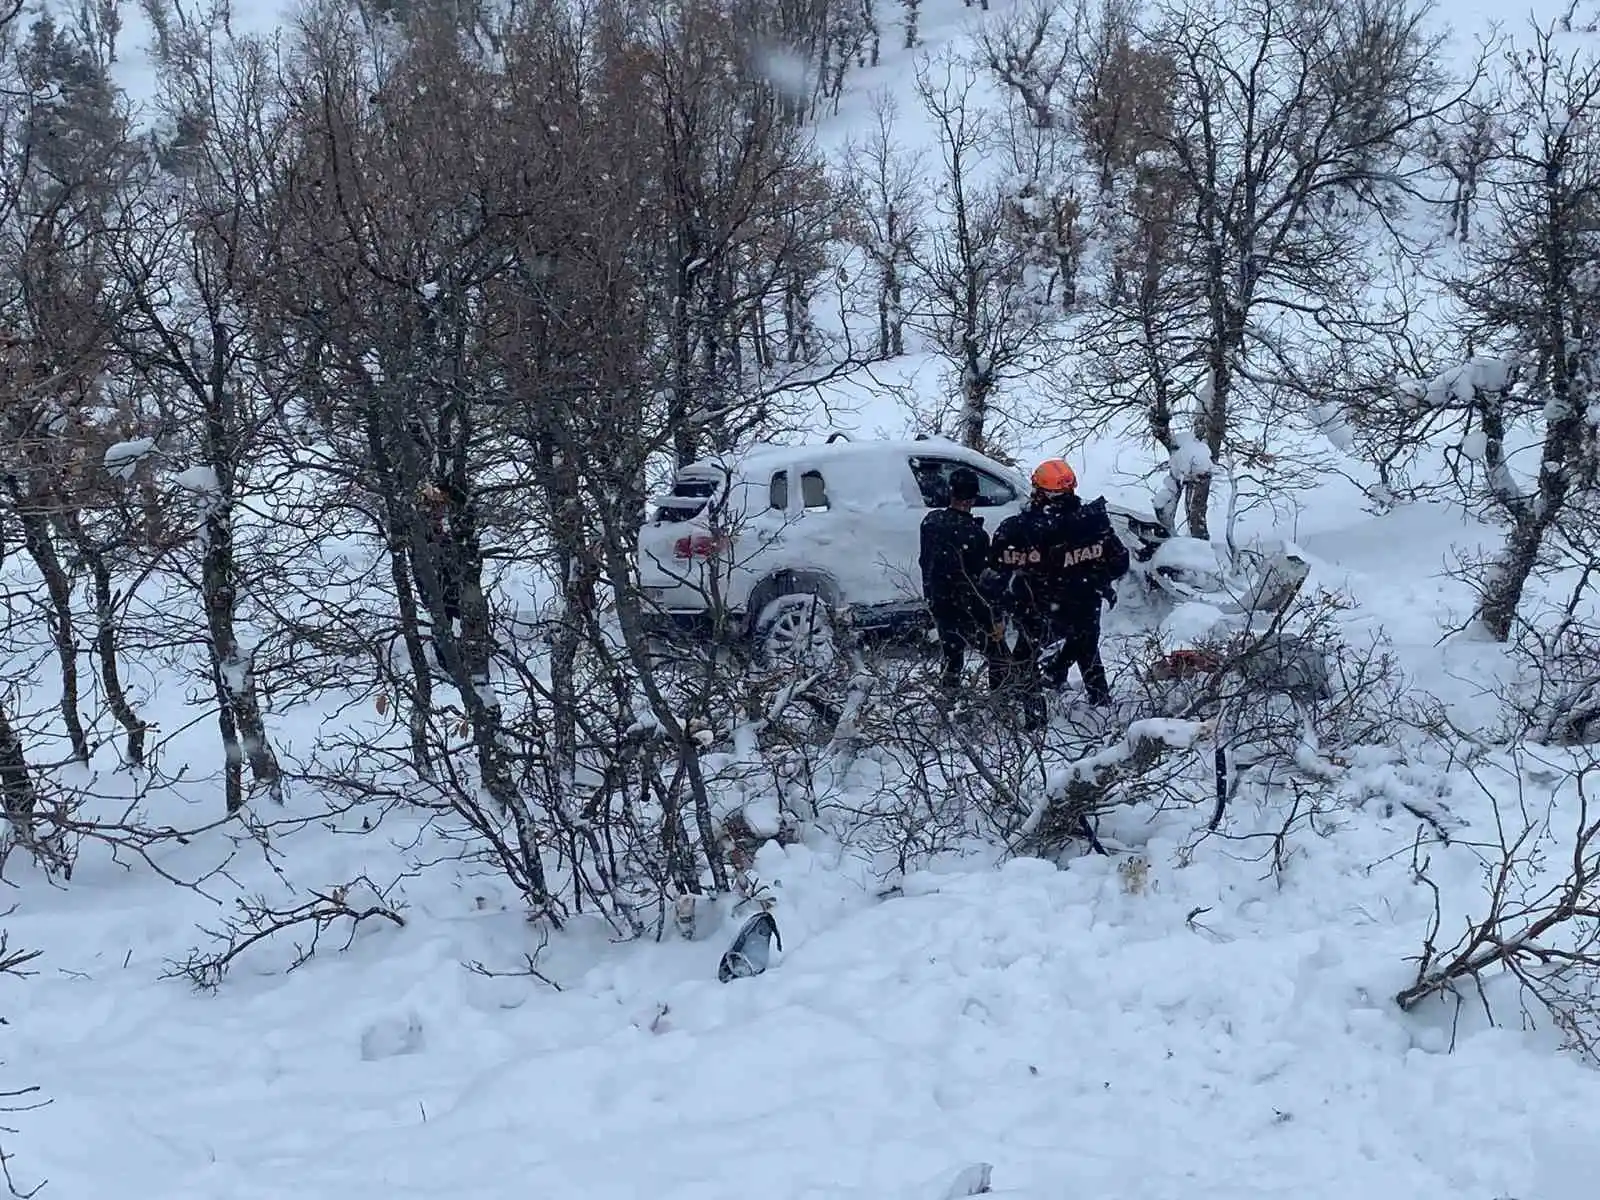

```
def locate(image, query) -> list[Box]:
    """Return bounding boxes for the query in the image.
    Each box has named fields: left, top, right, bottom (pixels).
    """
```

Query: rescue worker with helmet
left=985, top=458, right=1130, bottom=718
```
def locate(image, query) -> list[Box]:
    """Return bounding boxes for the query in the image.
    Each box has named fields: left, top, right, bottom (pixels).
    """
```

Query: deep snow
left=7, top=1, right=1600, bottom=1199
left=10, top=706, right=1600, bottom=1199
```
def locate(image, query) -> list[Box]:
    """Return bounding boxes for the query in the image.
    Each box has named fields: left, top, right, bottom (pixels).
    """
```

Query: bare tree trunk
left=398, top=386, right=553, bottom=914
left=784, top=270, right=810, bottom=363
left=959, top=346, right=993, bottom=451
left=201, top=328, right=282, bottom=805
left=670, top=258, right=699, bottom=466
left=0, top=695, right=38, bottom=831
left=542, top=445, right=590, bottom=800
left=549, top=559, right=581, bottom=797
left=355, top=392, right=435, bottom=775
left=1478, top=373, right=1588, bottom=642
left=1479, top=521, right=1547, bottom=642
left=1187, top=237, right=1241, bottom=539
left=16, top=510, right=89, bottom=762
left=83, top=546, right=146, bottom=766
left=41, top=474, right=147, bottom=770
left=386, top=537, right=435, bottom=776
left=200, top=492, right=280, bottom=802
left=1185, top=386, right=1227, bottom=540
left=210, top=654, right=246, bottom=814
left=597, top=529, right=730, bottom=894
left=902, top=0, right=919, bottom=49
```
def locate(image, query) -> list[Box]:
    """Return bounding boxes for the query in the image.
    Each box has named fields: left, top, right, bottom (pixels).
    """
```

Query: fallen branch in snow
left=1182, top=775, right=1341, bottom=889
left=463, top=952, right=562, bottom=992
left=462, top=925, right=560, bottom=991
left=0, top=931, right=40, bottom=979
left=165, top=874, right=408, bottom=991
left=1011, top=719, right=1208, bottom=855
left=0, top=1084, right=48, bottom=1199
left=1396, top=753, right=1600, bottom=1061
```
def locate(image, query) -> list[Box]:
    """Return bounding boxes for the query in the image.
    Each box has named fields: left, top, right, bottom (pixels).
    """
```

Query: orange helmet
left=1030, top=459, right=1078, bottom=494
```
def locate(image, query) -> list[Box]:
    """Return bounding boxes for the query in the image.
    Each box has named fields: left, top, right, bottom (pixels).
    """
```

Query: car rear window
left=653, top=471, right=723, bottom=523
left=671, top=475, right=720, bottom=499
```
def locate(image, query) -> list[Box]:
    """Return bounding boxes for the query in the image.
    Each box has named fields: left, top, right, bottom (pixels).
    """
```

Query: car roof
left=680, top=436, right=1013, bottom=479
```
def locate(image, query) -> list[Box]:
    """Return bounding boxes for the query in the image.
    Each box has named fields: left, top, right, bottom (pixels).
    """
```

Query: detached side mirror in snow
left=717, top=910, right=782, bottom=982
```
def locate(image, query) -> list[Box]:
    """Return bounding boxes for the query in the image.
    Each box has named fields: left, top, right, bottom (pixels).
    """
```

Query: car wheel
left=753, top=593, right=837, bottom=668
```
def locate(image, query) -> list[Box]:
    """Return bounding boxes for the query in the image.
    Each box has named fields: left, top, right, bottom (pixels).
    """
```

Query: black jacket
left=919, top=506, right=991, bottom=614
left=988, top=494, right=1130, bottom=625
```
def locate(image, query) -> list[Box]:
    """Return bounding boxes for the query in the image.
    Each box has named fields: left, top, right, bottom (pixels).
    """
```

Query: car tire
left=753, top=593, right=837, bottom=668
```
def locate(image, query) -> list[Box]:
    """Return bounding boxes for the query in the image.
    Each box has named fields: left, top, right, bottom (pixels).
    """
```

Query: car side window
left=910, top=459, right=949, bottom=506
left=909, top=457, right=1017, bottom=508
left=769, top=471, right=789, bottom=512
left=800, top=470, right=829, bottom=511
left=971, top=470, right=1017, bottom=507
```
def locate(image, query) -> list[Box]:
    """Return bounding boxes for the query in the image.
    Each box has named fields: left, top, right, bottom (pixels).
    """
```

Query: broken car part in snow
left=717, top=910, right=782, bottom=982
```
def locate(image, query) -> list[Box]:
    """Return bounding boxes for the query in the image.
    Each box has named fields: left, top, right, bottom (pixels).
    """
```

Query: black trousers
left=1013, top=609, right=1111, bottom=705
left=930, top=602, right=1006, bottom=692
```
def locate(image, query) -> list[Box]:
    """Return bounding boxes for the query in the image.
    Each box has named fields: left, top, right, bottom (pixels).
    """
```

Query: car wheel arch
left=743, top=569, right=843, bottom=635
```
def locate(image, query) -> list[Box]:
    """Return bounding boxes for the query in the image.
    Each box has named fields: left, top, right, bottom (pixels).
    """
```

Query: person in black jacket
left=919, top=467, right=1006, bottom=693
left=987, top=458, right=1130, bottom=710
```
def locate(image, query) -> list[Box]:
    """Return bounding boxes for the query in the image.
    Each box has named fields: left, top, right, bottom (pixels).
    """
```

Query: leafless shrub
left=165, top=872, right=409, bottom=991
left=820, top=646, right=1202, bottom=872
left=0, top=917, right=43, bottom=1199
left=1503, top=572, right=1600, bottom=747
left=1396, top=749, right=1600, bottom=1062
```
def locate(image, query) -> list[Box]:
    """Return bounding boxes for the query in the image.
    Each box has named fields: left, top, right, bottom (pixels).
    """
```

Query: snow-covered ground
left=9, top=617, right=1600, bottom=1198
left=7, top=1, right=1600, bottom=1198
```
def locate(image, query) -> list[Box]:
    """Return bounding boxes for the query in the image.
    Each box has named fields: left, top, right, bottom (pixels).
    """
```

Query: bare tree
left=1427, top=93, right=1502, bottom=244
left=976, top=0, right=1077, bottom=129
left=254, top=3, right=560, bottom=910
left=0, top=7, right=151, bottom=768
left=624, top=0, right=848, bottom=465
left=1071, top=0, right=1176, bottom=193
left=841, top=90, right=923, bottom=357
left=106, top=1, right=285, bottom=811
left=900, top=0, right=920, bottom=50
left=1382, top=13, right=1600, bottom=642
left=1083, top=0, right=1466, bottom=536
left=995, top=99, right=1088, bottom=311
left=908, top=53, right=1064, bottom=451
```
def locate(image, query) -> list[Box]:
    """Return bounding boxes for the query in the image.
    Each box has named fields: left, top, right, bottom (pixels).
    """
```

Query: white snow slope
left=7, top=2, right=1600, bottom=1199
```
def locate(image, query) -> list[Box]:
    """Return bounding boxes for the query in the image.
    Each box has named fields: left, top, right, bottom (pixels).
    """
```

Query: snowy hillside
left=5, top=0, right=1600, bottom=1198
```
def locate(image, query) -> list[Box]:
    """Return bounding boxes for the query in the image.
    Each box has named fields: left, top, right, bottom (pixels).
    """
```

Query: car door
left=724, top=463, right=795, bottom=612
left=777, top=458, right=850, bottom=587
left=771, top=454, right=918, bottom=611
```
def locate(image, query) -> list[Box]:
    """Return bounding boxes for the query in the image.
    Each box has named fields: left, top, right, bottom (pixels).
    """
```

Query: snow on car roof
left=680, top=436, right=1015, bottom=480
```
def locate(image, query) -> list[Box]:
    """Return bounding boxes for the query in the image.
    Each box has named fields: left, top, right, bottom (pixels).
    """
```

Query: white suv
left=635, top=436, right=1046, bottom=656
